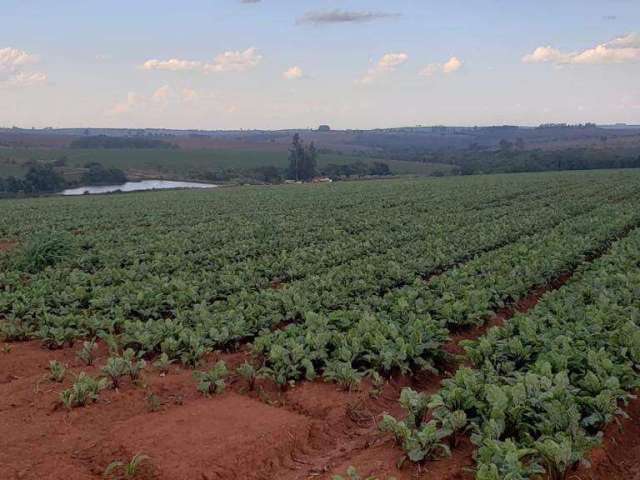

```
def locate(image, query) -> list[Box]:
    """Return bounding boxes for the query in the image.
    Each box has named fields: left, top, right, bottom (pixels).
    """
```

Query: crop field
left=0, top=147, right=455, bottom=180
left=1, top=170, right=640, bottom=480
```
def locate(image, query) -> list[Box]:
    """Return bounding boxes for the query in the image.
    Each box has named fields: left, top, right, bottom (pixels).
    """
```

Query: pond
left=61, top=180, right=219, bottom=196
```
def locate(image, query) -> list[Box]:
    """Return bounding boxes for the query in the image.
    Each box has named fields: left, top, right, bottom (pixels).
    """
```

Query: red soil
left=574, top=395, right=640, bottom=480
left=0, top=240, right=17, bottom=252
left=0, top=342, right=309, bottom=480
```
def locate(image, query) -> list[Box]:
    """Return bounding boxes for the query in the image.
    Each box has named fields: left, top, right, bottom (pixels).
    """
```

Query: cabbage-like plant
left=194, top=361, right=228, bottom=395
left=153, top=353, right=174, bottom=374
left=323, top=361, right=363, bottom=391
left=533, top=432, right=600, bottom=480
left=475, top=438, right=543, bottom=480
left=398, top=388, right=430, bottom=429
left=379, top=415, right=451, bottom=464
left=101, top=356, right=128, bottom=389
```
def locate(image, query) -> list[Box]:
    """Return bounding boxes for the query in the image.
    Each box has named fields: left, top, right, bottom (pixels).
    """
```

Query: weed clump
left=17, top=231, right=74, bottom=273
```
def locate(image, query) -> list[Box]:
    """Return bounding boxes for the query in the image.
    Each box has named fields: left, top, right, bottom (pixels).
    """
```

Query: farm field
left=0, top=147, right=456, bottom=180
left=1, top=170, right=640, bottom=479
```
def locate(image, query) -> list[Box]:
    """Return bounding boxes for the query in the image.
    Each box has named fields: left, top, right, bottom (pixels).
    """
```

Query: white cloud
left=283, top=66, right=303, bottom=80
left=420, top=56, right=463, bottom=77
left=606, top=33, right=640, bottom=49
left=442, top=56, right=463, bottom=74
left=205, top=47, right=262, bottom=73
left=0, top=47, right=47, bottom=88
left=142, top=58, right=203, bottom=72
left=142, top=47, right=262, bottom=74
left=0, top=47, right=38, bottom=72
left=0, top=71, right=47, bottom=88
left=571, top=45, right=640, bottom=64
left=522, top=46, right=569, bottom=64
left=523, top=33, right=640, bottom=65
left=359, top=52, right=408, bottom=84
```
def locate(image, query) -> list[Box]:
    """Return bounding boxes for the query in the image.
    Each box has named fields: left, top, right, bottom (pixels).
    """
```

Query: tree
left=81, top=162, right=127, bottom=186
left=287, top=134, right=317, bottom=181
left=369, top=161, right=392, bottom=176
left=24, top=164, right=65, bottom=193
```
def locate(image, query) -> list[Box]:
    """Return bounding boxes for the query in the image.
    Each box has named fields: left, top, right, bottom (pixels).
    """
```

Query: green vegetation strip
left=383, top=226, right=640, bottom=479
left=254, top=197, right=640, bottom=385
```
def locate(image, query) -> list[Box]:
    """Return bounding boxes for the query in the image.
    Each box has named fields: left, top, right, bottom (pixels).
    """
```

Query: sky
left=0, top=0, right=639, bottom=130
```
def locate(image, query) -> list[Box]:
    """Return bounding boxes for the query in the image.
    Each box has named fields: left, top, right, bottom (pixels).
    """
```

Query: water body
left=62, top=180, right=219, bottom=196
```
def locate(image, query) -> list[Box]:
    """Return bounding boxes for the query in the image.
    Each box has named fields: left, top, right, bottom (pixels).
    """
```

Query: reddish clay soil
left=0, top=342, right=310, bottom=480
left=574, top=395, right=640, bottom=480
left=0, top=240, right=17, bottom=253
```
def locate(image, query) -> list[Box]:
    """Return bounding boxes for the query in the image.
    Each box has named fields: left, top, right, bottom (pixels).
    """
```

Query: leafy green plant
left=398, top=388, right=429, bottom=429
left=180, top=333, right=210, bottom=367
left=533, top=432, right=599, bottom=480
left=98, top=331, right=121, bottom=356
left=38, top=323, right=77, bottom=350
left=379, top=415, right=451, bottom=464
left=0, top=318, right=33, bottom=342
left=153, top=353, right=174, bottom=374
left=366, top=370, right=385, bottom=398
left=77, top=339, right=98, bottom=366
left=332, top=466, right=396, bottom=480
left=123, top=349, right=146, bottom=382
left=475, top=438, right=544, bottom=480
left=101, top=356, right=128, bottom=389
left=60, top=372, right=108, bottom=409
left=194, top=361, right=228, bottom=395
left=48, top=360, right=66, bottom=382
left=237, top=361, right=258, bottom=391
left=104, top=453, right=150, bottom=479
left=323, top=361, right=364, bottom=392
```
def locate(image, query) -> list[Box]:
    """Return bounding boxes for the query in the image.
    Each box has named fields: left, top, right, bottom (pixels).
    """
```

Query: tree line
left=70, top=135, right=178, bottom=149
left=0, top=163, right=128, bottom=196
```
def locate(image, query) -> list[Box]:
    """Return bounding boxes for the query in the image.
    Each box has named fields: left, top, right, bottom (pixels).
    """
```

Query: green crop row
left=384, top=225, right=640, bottom=479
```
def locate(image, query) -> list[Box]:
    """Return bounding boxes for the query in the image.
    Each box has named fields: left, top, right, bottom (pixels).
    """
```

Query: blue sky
left=1, top=0, right=639, bottom=129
